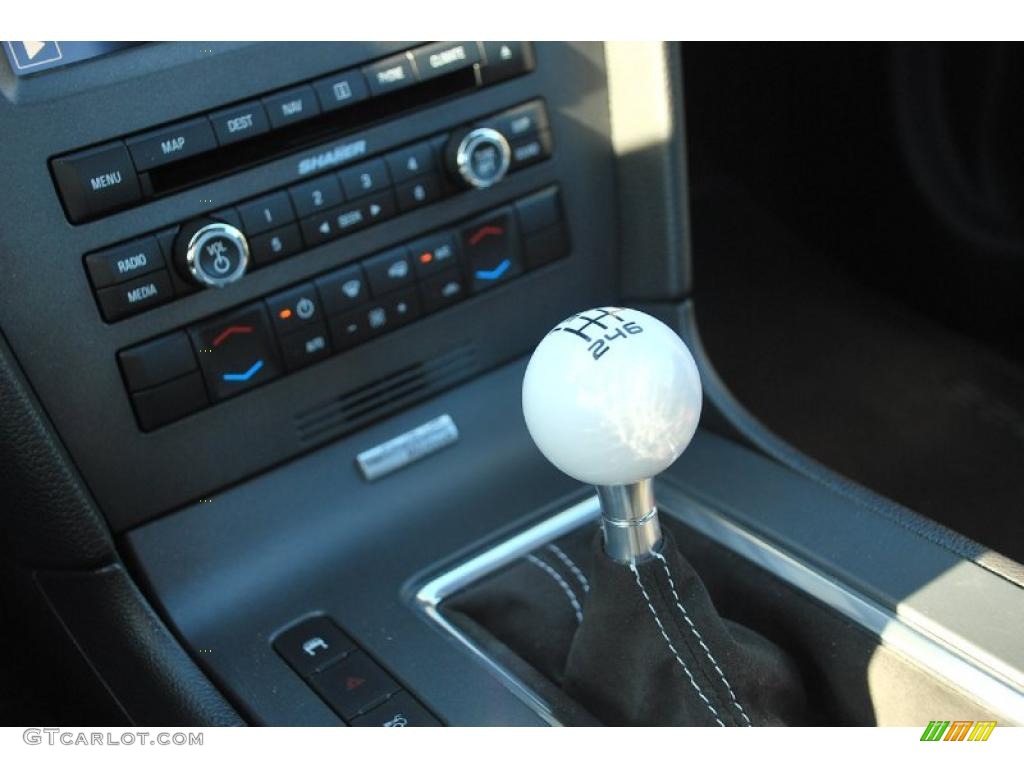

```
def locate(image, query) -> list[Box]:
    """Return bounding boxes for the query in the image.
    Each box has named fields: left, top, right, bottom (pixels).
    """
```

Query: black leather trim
left=36, top=563, right=245, bottom=726
left=0, top=330, right=114, bottom=568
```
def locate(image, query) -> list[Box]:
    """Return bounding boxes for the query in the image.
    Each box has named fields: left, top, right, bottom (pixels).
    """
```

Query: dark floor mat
left=692, top=180, right=1024, bottom=563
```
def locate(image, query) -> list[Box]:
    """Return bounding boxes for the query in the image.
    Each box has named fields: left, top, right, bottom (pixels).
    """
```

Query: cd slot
left=143, top=68, right=479, bottom=198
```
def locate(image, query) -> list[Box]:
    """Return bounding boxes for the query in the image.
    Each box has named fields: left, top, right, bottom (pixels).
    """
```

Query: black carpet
left=692, top=181, right=1024, bottom=564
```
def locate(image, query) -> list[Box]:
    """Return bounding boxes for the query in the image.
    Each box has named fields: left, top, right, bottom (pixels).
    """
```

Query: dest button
left=274, top=616, right=356, bottom=678
left=189, top=303, right=282, bottom=402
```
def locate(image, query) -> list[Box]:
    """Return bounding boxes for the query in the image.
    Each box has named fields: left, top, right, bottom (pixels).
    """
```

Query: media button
left=95, top=270, right=174, bottom=322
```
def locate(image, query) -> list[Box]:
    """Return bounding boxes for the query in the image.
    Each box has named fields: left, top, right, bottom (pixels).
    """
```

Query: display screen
left=3, top=41, right=139, bottom=76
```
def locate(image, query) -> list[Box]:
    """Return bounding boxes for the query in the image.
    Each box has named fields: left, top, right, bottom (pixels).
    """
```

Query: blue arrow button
left=222, top=359, right=264, bottom=382
left=475, top=259, right=511, bottom=281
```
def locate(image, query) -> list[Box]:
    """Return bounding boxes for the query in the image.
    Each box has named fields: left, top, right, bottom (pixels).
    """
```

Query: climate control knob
left=174, top=219, right=250, bottom=288
left=445, top=127, right=512, bottom=189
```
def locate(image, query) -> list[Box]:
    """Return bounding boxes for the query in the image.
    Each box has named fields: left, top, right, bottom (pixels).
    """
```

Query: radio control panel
left=84, top=99, right=551, bottom=322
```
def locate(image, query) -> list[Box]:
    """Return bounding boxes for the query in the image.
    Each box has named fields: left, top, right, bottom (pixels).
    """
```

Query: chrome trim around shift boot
left=413, top=490, right=1024, bottom=726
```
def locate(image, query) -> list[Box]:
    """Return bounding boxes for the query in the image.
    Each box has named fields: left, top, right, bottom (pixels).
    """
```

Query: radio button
left=95, top=270, right=174, bottom=322
left=363, top=247, right=414, bottom=296
left=313, top=69, right=370, bottom=113
left=238, top=191, right=295, bottom=235
left=289, top=175, right=343, bottom=218
left=126, top=117, right=217, bottom=172
left=338, top=158, right=391, bottom=200
left=51, top=141, right=141, bottom=224
left=250, top=224, right=302, bottom=267
left=86, top=236, right=164, bottom=288
left=384, top=141, right=437, bottom=185
left=209, top=101, right=271, bottom=146
left=263, top=84, right=321, bottom=129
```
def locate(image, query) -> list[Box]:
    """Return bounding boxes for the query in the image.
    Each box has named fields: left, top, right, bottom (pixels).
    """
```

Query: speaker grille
left=294, top=344, right=479, bottom=444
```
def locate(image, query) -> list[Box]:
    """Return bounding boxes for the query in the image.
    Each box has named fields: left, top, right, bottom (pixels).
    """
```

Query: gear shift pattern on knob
left=522, top=307, right=702, bottom=563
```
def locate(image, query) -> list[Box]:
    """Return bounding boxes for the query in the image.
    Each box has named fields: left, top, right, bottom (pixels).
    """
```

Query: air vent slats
left=294, top=345, right=479, bottom=444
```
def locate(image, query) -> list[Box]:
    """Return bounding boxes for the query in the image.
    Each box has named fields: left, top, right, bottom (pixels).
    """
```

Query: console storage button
left=350, top=691, right=441, bottom=727
left=119, top=332, right=198, bottom=392
left=130, top=371, right=208, bottom=432
left=274, top=616, right=356, bottom=678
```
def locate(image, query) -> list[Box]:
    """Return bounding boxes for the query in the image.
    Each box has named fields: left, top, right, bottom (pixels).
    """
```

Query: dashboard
left=0, top=41, right=616, bottom=531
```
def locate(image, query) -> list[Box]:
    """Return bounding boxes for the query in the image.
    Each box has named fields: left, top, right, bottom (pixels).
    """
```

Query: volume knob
left=175, top=219, right=250, bottom=288
left=446, top=127, right=512, bottom=190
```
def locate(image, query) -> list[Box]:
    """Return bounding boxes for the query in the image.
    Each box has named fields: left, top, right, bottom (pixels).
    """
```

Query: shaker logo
left=297, top=139, right=367, bottom=175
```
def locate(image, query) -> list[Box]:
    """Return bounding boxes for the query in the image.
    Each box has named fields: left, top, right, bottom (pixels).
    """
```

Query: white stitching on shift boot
left=527, top=554, right=583, bottom=624
left=651, top=550, right=752, bottom=726
left=546, top=543, right=590, bottom=594
left=630, top=563, right=725, bottom=727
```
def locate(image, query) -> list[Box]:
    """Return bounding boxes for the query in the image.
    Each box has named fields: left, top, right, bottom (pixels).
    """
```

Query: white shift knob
left=522, top=307, right=702, bottom=486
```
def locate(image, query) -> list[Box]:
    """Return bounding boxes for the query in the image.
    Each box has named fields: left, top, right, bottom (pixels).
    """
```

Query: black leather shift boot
left=446, top=525, right=806, bottom=726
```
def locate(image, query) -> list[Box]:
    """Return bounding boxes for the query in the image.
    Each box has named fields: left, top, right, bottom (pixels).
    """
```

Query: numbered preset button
left=238, top=191, right=296, bottom=235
